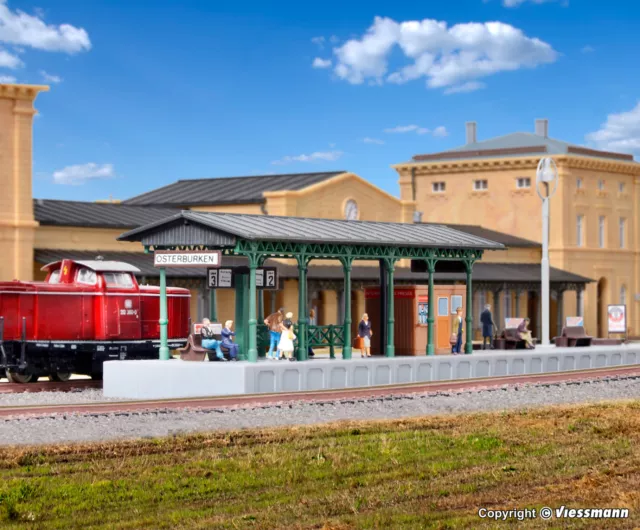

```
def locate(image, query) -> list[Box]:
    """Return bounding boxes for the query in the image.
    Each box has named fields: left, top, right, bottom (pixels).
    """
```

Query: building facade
left=1, top=83, right=594, bottom=345
left=394, top=119, right=640, bottom=337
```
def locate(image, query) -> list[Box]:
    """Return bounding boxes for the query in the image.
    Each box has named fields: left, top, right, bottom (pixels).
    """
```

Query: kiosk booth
left=365, top=285, right=466, bottom=355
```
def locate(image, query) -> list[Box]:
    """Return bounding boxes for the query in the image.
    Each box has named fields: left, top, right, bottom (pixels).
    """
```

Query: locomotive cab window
left=76, top=268, right=97, bottom=285
left=48, top=270, right=61, bottom=284
left=103, top=272, right=134, bottom=287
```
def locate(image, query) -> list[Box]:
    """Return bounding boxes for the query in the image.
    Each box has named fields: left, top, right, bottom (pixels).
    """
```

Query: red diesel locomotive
left=0, top=258, right=190, bottom=383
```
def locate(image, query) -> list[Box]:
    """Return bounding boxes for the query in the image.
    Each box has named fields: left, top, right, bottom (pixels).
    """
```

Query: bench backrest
left=502, top=328, right=521, bottom=340
left=504, top=318, right=524, bottom=330
left=562, top=326, right=588, bottom=338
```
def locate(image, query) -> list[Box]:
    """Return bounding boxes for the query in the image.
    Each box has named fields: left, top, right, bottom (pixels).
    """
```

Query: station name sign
left=154, top=250, right=222, bottom=268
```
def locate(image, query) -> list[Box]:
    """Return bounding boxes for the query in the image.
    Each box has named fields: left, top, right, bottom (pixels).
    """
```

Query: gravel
left=1, top=376, right=639, bottom=446
left=0, top=388, right=127, bottom=407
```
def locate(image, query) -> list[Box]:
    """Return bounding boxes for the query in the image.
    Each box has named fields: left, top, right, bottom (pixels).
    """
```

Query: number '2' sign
left=207, top=267, right=278, bottom=290
left=255, top=267, right=278, bottom=290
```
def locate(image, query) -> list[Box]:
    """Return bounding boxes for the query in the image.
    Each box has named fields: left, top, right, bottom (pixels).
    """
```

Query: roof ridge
left=174, top=170, right=346, bottom=183
left=34, top=198, right=179, bottom=210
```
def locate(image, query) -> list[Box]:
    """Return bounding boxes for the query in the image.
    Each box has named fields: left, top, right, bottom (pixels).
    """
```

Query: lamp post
left=536, top=157, right=558, bottom=347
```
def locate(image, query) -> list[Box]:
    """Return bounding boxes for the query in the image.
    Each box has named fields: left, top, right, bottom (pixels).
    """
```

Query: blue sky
left=1, top=0, right=639, bottom=201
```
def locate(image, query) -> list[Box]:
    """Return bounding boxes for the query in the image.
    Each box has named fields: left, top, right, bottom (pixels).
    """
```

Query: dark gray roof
left=123, top=171, right=346, bottom=206
left=34, top=199, right=180, bottom=229
left=118, top=211, right=506, bottom=250
left=33, top=251, right=592, bottom=284
left=436, top=224, right=540, bottom=248
left=410, top=132, right=636, bottom=163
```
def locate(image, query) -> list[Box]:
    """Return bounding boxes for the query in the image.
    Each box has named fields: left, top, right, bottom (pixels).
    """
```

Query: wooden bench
left=553, top=326, right=593, bottom=347
left=592, top=338, right=623, bottom=346
left=178, top=323, right=229, bottom=362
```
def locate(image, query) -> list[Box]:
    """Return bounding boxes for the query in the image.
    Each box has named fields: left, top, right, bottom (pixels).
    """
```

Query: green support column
left=159, top=267, right=170, bottom=360
left=257, top=290, right=264, bottom=322
left=247, top=258, right=258, bottom=363
left=296, top=256, right=309, bottom=361
left=426, top=259, right=437, bottom=356
left=385, top=258, right=397, bottom=357
left=342, top=257, right=353, bottom=359
left=465, top=260, right=475, bottom=354
left=234, top=274, right=248, bottom=360
left=209, top=289, right=217, bottom=322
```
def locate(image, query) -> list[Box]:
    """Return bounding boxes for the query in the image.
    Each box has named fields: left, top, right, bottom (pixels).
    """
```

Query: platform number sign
left=208, top=268, right=234, bottom=289
left=256, top=267, right=278, bottom=290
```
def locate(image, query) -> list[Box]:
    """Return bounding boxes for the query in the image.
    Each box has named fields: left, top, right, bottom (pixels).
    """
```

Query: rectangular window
left=437, top=297, right=449, bottom=316
left=598, top=216, right=606, bottom=248
left=598, top=179, right=605, bottom=190
left=576, top=215, right=584, bottom=247
left=516, top=177, right=531, bottom=189
left=619, top=182, right=625, bottom=193
left=505, top=291, right=512, bottom=318
left=620, top=218, right=626, bottom=248
left=432, top=182, right=446, bottom=193
left=576, top=177, right=583, bottom=189
left=103, top=272, right=134, bottom=288
left=473, top=179, right=488, bottom=190
left=451, top=295, right=463, bottom=313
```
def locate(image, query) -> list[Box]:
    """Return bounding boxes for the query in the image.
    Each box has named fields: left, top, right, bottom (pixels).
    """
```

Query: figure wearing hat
left=278, top=312, right=297, bottom=361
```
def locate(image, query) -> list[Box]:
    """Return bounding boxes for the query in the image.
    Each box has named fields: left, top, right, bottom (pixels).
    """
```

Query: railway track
left=1, top=364, right=639, bottom=418
left=0, top=379, right=102, bottom=394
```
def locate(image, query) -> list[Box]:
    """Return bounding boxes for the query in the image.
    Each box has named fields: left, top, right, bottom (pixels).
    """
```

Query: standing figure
left=278, top=313, right=297, bottom=361
left=264, top=307, right=284, bottom=360
left=358, top=313, right=373, bottom=358
left=451, top=307, right=464, bottom=355
left=480, top=304, right=496, bottom=350
left=221, top=320, right=239, bottom=360
left=516, top=318, right=535, bottom=349
left=200, top=318, right=225, bottom=361
left=308, top=308, right=316, bottom=358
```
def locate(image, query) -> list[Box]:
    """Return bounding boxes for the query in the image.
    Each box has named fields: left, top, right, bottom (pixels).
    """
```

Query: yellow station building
left=2, top=84, right=630, bottom=345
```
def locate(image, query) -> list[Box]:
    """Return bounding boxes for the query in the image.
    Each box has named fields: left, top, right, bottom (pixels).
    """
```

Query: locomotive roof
left=41, top=260, right=141, bottom=273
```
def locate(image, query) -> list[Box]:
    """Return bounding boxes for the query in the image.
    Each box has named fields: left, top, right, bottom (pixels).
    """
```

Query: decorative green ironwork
left=296, top=248, right=312, bottom=361
left=382, top=255, right=398, bottom=357
left=300, top=324, right=345, bottom=359
left=232, top=239, right=484, bottom=263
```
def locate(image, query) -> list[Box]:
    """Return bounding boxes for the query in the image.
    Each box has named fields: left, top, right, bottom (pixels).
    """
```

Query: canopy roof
left=117, top=211, right=505, bottom=251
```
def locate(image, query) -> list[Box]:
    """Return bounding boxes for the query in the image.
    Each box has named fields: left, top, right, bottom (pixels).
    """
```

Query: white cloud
left=585, top=102, right=640, bottom=155
left=0, top=1, right=91, bottom=53
left=53, top=163, right=115, bottom=185
left=312, top=57, right=332, bottom=69
left=384, top=124, right=430, bottom=134
left=432, top=126, right=448, bottom=137
left=0, top=73, right=15, bottom=82
left=363, top=137, right=384, bottom=144
left=40, top=70, right=61, bottom=83
left=326, top=16, right=556, bottom=92
left=0, top=48, right=21, bottom=68
left=502, top=0, right=560, bottom=6
left=581, top=45, right=595, bottom=53
left=311, top=36, right=325, bottom=48
left=444, top=80, right=485, bottom=94
left=385, top=125, right=426, bottom=134
left=272, top=150, right=343, bottom=165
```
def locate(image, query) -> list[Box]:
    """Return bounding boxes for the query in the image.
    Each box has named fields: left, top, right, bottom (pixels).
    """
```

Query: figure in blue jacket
left=221, top=320, right=239, bottom=360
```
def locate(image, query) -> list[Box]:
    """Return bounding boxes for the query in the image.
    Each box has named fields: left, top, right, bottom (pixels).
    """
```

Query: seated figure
left=221, top=320, right=239, bottom=361
left=200, top=318, right=225, bottom=361
left=516, top=318, right=535, bottom=349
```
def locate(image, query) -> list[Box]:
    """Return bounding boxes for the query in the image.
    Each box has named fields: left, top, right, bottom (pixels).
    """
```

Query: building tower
left=0, top=83, right=48, bottom=281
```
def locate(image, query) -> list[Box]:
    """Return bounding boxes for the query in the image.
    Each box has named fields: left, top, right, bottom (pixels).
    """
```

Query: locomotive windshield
left=48, top=270, right=61, bottom=284
left=103, top=272, right=134, bottom=287
left=76, top=268, right=97, bottom=285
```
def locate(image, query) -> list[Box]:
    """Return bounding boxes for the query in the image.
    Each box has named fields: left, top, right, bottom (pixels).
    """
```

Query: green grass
left=1, top=402, right=640, bottom=529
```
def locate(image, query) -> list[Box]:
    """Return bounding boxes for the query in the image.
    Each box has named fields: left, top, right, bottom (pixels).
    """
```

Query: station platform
left=103, top=344, right=640, bottom=400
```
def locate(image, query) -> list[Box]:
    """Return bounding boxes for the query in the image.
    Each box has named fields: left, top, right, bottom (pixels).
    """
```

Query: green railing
left=256, top=323, right=346, bottom=359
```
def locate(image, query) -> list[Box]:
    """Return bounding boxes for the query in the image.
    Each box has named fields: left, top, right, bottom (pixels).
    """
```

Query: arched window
left=621, top=285, right=627, bottom=306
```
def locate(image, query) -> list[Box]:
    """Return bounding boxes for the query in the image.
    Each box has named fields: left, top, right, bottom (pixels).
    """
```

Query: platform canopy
left=118, top=211, right=505, bottom=362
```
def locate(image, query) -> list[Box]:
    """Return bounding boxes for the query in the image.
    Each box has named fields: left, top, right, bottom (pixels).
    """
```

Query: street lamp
left=536, top=157, right=558, bottom=347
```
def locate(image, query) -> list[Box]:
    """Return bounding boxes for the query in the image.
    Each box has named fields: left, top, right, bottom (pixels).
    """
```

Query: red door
left=102, top=272, right=141, bottom=340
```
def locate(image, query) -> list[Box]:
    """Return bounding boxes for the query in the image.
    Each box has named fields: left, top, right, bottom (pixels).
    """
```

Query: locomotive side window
left=103, top=272, right=134, bottom=287
left=76, top=268, right=97, bottom=285
left=48, top=270, right=61, bottom=284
